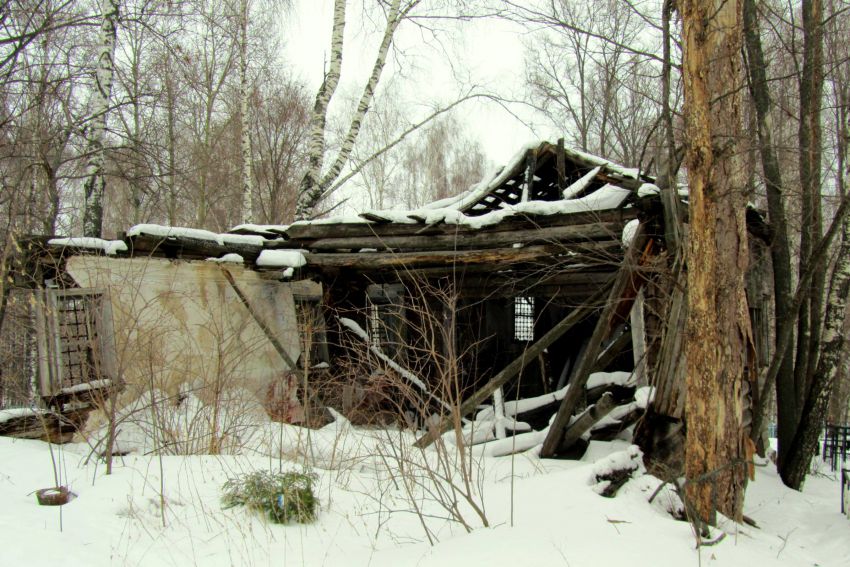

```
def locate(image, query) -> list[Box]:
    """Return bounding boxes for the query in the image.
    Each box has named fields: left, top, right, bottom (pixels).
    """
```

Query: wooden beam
left=557, top=392, right=617, bottom=453
left=557, top=138, right=567, bottom=192
left=303, top=222, right=624, bottom=252
left=282, top=208, right=638, bottom=241
left=300, top=245, right=568, bottom=270
left=592, top=326, right=632, bottom=373
left=413, top=282, right=611, bottom=448
left=539, top=226, right=649, bottom=458
left=128, top=235, right=263, bottom=261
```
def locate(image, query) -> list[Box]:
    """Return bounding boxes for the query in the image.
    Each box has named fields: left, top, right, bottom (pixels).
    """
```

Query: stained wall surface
left=65, top=256, right=301, bottom=414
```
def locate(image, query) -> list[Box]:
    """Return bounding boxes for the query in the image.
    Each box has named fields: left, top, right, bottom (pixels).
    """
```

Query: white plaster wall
left=66, top=256, right=301, bottom=411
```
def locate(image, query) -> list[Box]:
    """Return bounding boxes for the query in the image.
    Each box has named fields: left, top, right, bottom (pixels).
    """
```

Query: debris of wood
left=541, top=225, right=650, bottom=457
left=558, top=392, right=617, bottom=454
left=590, top=445, right=645, bottom=497
left=414, top=282, right=612, bottom=448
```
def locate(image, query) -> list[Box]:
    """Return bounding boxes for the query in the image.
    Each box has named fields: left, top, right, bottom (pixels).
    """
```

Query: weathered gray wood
left=557, top=138, right=567, bottom=192
left=540, top=225, right=649, bottom=458
left=630, top=289, right=648, bottom=387
left=300, top=245, right=568, bottom=270
left=283, top=208, right=637, bottom=241
left=413, top=282, right=612, bottom=448
left=592, top=326, right=632, bottom=373
left=651, top=262, right=688, bottom=419
left=128, top=234, right=263, bottom=261
left=305, top=222, right=623, bottom=252
left=557, top=391, right=617, bottom=453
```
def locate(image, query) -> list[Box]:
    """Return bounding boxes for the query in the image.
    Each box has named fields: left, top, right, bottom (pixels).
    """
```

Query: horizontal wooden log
left=128, top=235, right=263, bottom=261
left=283, top=207, right=637, bottom=241
left=305, top=222, right=624, bottom=252
left=300, top=245, right=571, bottom=270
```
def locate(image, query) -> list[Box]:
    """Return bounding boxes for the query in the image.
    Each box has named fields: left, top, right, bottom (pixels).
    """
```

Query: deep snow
left=0, top=424, right=847, bottom=567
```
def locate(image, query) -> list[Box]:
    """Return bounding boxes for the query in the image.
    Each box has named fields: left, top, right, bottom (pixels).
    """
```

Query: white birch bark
left=297, top=0, right=417, bottom=219
left=239, top=0, right=254, bottom=224
left=295, top=0, right=346, bottom=220
left=82, top=0, right=120, bottom=237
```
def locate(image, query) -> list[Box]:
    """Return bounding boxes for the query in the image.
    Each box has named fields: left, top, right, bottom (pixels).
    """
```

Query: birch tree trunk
left=295, top=0, right=346, bottom=220
left=680, top=0, right=753, bottom=523
left=296, top=0, right=415, bottom=220
left=239, top=0, right=254, bottom=224
left=781, top=212, right=850, bottom=489
left=82, top=0, right=120, bottom=237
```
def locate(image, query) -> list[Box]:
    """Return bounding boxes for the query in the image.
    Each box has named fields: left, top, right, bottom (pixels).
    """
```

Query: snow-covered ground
left=0, top=422, right=847, bottom=567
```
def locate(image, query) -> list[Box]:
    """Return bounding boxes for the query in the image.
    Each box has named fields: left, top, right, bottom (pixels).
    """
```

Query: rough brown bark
left=680, top=0, right=753, bottom=523
left=742, top=0, right=796, bottom=460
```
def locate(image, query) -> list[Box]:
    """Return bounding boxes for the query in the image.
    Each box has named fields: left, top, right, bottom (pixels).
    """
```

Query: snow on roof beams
left=48, top=237, right=128, bottom=256
left=430, top=141, right=648, bottom=218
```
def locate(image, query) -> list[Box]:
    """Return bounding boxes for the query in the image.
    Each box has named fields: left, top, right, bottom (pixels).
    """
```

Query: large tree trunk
left=742, top=0, right=796, bottom=461
left=791, top=0, right=826, bottom=458
left=82, top=0, right=119, bottom=237
left=782, top=213, right=850, bottom=488
left=680, top=0, right=753, bottom=524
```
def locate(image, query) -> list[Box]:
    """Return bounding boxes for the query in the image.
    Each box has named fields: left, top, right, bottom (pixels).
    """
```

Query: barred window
left=514, top=297, right=534, bottom=341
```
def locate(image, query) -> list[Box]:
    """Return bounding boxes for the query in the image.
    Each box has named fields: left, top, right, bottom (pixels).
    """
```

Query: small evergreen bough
left=222, top=470, right=318, bottom=524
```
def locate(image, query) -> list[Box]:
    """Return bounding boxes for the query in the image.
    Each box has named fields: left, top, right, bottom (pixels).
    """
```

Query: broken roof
left=30, top=141, right=660, bottom=287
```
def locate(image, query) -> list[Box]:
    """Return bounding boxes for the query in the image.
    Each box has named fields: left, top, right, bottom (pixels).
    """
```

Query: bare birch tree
left=82, top=0, right=120, bottom=237
left=296, top=0, right=420, bottom=219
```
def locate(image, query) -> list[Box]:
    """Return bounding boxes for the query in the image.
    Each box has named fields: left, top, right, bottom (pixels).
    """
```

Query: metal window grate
left=55, top=294, right=102, bottom=389
left=514, top=297, right=534, bottom=341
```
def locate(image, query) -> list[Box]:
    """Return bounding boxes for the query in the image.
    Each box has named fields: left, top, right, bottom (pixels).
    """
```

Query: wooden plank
left=557, top=392, right=617, bottom=453
left=305, top=222, right=624, bottom=252
left=539, top=225, right=649, bottom=458
left=128, top=235, right=264, bottom=261
left=592, top=326, right=632, bottom=373
left=413, top=282, right=611, bottom=448
left=299, top=245, right=569, bottom=270
left=283, top=207, right=637, bottom=241
left=557, top=138, right=567, bottom=192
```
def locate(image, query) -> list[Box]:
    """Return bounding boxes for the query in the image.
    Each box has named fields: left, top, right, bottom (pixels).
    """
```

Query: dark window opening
left=514, top=297, right=534, bottom=341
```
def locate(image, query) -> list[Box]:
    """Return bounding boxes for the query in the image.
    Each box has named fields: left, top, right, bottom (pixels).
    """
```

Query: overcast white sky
left=280, top=0, right=558, bottom=165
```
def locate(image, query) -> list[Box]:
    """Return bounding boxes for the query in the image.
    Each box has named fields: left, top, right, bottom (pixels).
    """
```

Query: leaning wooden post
left=413, top=283, right=612, bottom=449
left=557, top=392, right=617, bottom=453
left=540, top=225, right=649, bottom=458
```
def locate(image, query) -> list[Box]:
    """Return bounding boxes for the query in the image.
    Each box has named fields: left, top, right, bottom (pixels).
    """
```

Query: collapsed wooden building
left=2, top=140, right=771, bottom=460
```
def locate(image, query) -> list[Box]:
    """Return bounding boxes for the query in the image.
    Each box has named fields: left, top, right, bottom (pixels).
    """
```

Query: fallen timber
left=413, top=282, right=613, bottom=449
left=540, top=225, right=651, bottom=457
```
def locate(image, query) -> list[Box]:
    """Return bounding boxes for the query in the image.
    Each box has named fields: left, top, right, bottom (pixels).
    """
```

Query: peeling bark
left=680, top=0, right=752, bottom=523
